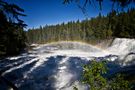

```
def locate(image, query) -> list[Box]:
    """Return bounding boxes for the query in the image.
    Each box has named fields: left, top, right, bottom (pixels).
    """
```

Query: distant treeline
left=27, top=8, right=135, bottom=44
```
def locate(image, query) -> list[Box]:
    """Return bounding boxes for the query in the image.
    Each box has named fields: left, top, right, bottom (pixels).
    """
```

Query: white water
left=107, top=38, right=135, bottom=65
left=0, top=38, right=135, bottom=90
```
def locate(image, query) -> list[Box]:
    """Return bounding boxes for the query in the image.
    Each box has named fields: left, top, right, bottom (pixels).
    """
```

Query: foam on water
left=107, top=38, right=135, bottom=65
left=1, top=38, right=135, bottom=90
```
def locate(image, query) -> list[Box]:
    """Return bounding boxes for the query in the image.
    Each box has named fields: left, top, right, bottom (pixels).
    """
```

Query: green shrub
left=82, top=60, right=107, bottom=90
left=73, top=60, right=131, bottom=90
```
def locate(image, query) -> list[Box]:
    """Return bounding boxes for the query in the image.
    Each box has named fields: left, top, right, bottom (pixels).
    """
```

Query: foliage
left=110, top=74, right=131, bottom=90
left=82, top=60, right=107, bottom=90
left=63, top=0, right=135, bottom=11
left=0, top=0, right=27, bottom=56
left=27, top=9, right=135, bottom=44
left=74, top=60, right=131, bottom=90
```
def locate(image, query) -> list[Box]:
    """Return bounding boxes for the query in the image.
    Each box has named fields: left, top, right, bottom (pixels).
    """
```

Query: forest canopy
left=26, top=8, right=135, bottom=44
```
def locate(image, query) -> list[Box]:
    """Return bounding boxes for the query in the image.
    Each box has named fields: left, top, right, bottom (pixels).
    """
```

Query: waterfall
left=107, top=38, right=135, bottom=65
left=1, top=38, right=135, bottom=90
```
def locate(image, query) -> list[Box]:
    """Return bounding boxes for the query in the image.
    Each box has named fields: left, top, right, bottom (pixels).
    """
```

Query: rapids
left=0, top=38, right=135, bottom=90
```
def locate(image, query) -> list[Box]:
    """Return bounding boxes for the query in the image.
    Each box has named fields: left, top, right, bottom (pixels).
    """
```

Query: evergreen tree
left=26, top=9, right=135, bottom=44
left=0, top=0, right=27, bottom=56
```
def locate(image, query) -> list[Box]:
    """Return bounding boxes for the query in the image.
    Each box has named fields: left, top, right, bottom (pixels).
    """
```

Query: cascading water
left=0, top=38, right=135, bottom=90
left=107, top=38, right=135, bottom=65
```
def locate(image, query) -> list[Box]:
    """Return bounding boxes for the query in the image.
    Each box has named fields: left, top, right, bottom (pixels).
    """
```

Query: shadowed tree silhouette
left=63, top=0, right=135, bottom=11
left=0, top=0, right=27, bottom=56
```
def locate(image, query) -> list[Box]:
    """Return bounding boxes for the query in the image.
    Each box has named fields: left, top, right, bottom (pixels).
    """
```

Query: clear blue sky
left=5, top=0, right=116, bottom=29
